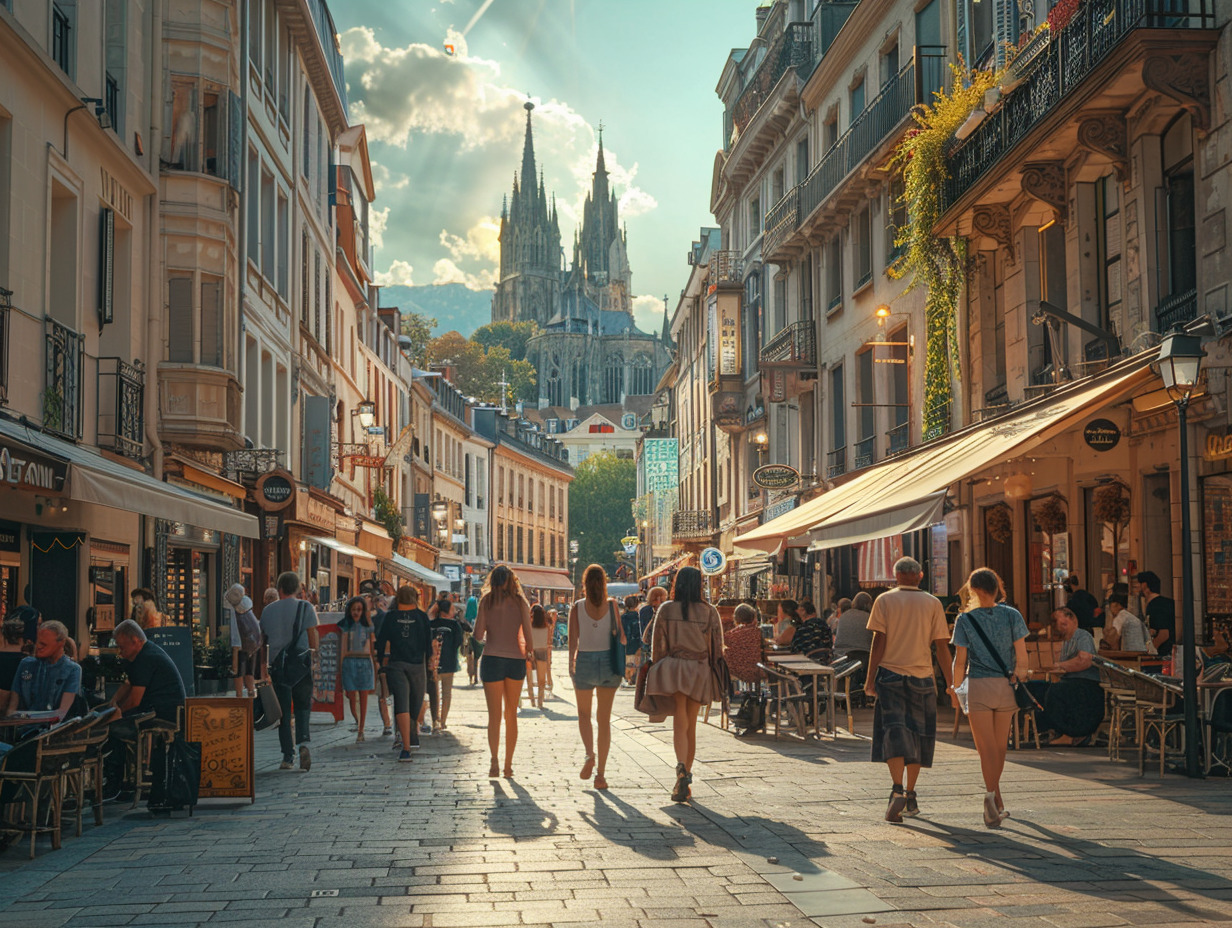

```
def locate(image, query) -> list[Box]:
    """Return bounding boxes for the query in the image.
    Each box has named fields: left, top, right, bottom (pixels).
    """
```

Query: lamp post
left=355, top=400, right=376, bottom=431
left=1158, top=331, right=1205, bottom=779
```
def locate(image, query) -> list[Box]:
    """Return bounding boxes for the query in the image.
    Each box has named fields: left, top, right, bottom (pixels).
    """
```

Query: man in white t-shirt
left=1103, top=593, right=1151, bottom=652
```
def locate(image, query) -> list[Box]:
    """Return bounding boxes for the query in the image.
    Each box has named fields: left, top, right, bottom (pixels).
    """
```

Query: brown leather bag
left=634, top=660, right=674, bottom=721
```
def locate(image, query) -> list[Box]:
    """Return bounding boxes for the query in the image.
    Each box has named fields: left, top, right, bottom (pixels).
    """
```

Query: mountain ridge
left=376, top=283, right=494, bottom=337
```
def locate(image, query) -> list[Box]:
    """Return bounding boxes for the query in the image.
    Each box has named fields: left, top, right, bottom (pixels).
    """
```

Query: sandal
left=594, top=774, right=608, bottom=790
left=355, top=731, right=365, bottom=743
left=488, top=758, right=500, bottom=778
left=503, top=765, right=514, bottom=778
left=580, top=754, right=595, bottom=780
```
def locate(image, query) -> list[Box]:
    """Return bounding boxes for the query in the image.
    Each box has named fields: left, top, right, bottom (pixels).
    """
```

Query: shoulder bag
left=270, top=602, right=312, bottom=687
left=965, top=607, right=1042, bottom=711
left=607, top=600, right=626, bottom=676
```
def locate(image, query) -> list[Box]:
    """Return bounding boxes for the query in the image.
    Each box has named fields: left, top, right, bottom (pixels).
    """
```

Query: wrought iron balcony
left=97, top=357, right=145, bottom=460
left=886, top=421, right=910, bottom=457
left=708, top=250, right=742, bottom=288
left=826, top=446, right=847, bottom=479
left=760, top=320, right=816, bottom=369
left=853, top=436, right=875, bottom=470
left=222, top=448, right=286, bottom=482
left=763, top=187, right=799, bottom=262
left=672, top=509, right=715, bottom=542
left=0, top=287, right=10, bottom=406
left=1155, top=288, right=1197, bottom=332
left=728, top=21, right=815, bottom=142
left=44, top=317, right=83, bottom=439
left=943, top=0, right=1215, bottom=214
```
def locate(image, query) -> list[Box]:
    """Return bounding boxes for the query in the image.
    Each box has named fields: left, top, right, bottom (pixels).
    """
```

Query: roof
left=520, top=397, right=655, bottom=427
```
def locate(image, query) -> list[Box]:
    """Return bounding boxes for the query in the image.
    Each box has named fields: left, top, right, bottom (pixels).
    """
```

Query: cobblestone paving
left=2, top=675, right=1231, bottom=928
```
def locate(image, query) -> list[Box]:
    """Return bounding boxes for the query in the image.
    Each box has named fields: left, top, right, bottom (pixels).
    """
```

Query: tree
left=568, top=451, right=636, bottom=577
left=424, top=331, right=537, bottom=405
left=399, top=310, right=436, bottom=365
left=472, top=320, right=538, bottom=361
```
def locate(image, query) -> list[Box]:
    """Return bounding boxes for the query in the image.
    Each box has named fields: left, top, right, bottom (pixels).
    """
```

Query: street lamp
left=1158, top=330, right=1205, bottom=778
left=355, top=400, right=376, bottom=430
left=751, top=430, right=769, bottom=462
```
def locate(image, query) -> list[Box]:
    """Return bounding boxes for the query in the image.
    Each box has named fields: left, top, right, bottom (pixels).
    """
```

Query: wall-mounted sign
left=0, top=520, right=19, bottom=552
left=1206, top=431, right=1232, bottom=463
left=1083, top=418, right=1121, bottom=452
left=700, top=547, right=727, bottom=575
left=0, top=442, right=67, bottom=494
left=753, top=464, right=801, bottom=491
left=254, top=468, right=296, bottom=511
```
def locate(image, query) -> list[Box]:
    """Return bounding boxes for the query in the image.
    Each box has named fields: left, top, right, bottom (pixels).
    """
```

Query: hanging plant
left=372, top=485, right=404, bottom=546
left=1093, top=483, right=1131, bottom=526
left=891, top=62, right=1001, bottom=440
left=1047, top=0, right=1082, bottom=33
left=1035, top=494, right=1068, bottom=536
left=986, top=504, right=1013, bottom=545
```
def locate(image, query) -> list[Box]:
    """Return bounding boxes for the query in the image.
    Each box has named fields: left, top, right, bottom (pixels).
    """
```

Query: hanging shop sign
left=254, top=468, right=296, bottom=511
left=1082, top=418, right=1121, bottom=452
left=700, top=547, right=727, bottom=575
left=0, top=442, right=67, bottom=494
left=753, top=464, right=801, bottom=491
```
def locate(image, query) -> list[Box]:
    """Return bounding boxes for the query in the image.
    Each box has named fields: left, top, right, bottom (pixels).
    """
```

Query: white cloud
left=432, top=257, right=496, bottom=290
left=370, top=162, right=408, bottom=192
left=440, top=216, right=501, bottom=265
left=370, top=206, right=390, bottom=250
left=631, top=294, right=666, bottom=334
left=375, top=259, right=416, bottom=287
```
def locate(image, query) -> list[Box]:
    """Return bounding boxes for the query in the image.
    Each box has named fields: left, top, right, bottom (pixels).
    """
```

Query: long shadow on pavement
left=484, top=778, right=559, bottom=839
left=579, top=789, right=696, bottom=861
left=674, top=800, right=834, bottom=874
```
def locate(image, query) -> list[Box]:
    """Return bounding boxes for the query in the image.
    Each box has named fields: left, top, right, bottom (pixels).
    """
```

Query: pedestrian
left=528, top=604, right=552, bottom=707
left=375, top=585, right=434, bottom=763
left=473, top=565, right=535, bottom=778
left=639, top=586, right=667, bottom=646
left=773, top=599, right=801, bottom=647
left=950, top=568, right=1029, bottom=827
left=864, top=556, right=956, bottom=823
left=645, top=566, right=724, bottom=803
left=340, top=596, right=376, bottom=743
left=260, top=571, right=320, bottom=771
left=568, top=564, right=627, bottom=790
left=620, top=594, right=642, bottom=685
left=1135, top=571, right=1176, bottom=659
left=430, top=597, right=464, bottom=730
left=369, top=594, right=394, bottom=736
left=224, top=583, right=259, bottom=698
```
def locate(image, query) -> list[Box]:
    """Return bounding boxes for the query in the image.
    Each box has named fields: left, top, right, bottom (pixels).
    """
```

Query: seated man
left=833, top=591, right=874, bottom=660
left=3, top=620, right=81, bottom=719
left=1038, top=607, right=1104, bottom=746
left=102, top=620, right=187, bottom=792
left=1102, top=593, right=1151, bottom=652
left=791, top=604, right=834, bottom=657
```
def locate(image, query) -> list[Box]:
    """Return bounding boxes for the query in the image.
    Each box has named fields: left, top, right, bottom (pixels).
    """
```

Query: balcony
left=708, top=250, right=742, bottom=288
left=826, top=446, right=847, bottom=479
left=853, top=436, right=875, bottom=470
left=760, top=320, right=817, bottom=371
left=222, top=448, right=286, bottom=483
left=0, top=287, right=9, bottom=405
left=1155, top=288, right=1197, bottom=332
left=886, top=421, right=910, bottom=457
left=728, top=21, right=815, bottom=143
left=672, top=509, right=715, bottom=543
left=44, top=318, right=83, bottom=440
left=942, top=0, right=1217, bottom=218
left=157, top=364, right=244, bottom=451
left=97, top=358, right=145, bottom=460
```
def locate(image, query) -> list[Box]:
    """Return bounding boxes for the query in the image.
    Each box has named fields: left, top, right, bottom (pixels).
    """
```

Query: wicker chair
left=63, top=707, right=118, bottom=833
left=0, top=717, right=85, bottom=858
left=1130, top=672, right=1185, bottom=777
left=1095, top=660, right=1139, bottom=762
left=756, top=663, right=811, bottom=739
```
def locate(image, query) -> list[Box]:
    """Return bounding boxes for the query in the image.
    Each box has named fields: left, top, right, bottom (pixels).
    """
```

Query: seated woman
left=724, top=604, right=764, bottom=684
left=773, top=600, right=801, bottom=648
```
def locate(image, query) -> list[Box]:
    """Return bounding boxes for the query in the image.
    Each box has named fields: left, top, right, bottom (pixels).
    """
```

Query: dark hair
left=1053, top=606, right=1078, bottom=622
left=852, top=591, right=873, bottom=611
left=437, top=597, right=453, bottom=617
left=801, top=601, right=817, bottom=618
left=582, top=564, right=607, bottom=607
left=778, top=599, right=800, bottom=625
left=276, top=571, right=301, bottom=597
left=531, top=604, right=548, bottom=628
left=624, top=594, right=639, bottom=610
left=1136, top=571, right=1161, bottom=594
left=341, top=597, right=371, bottom=629
left=396, top=585, right=419, bottom=606
left=733, top=603, right=758, bottom=625
left=1108, top=592, right=1128, bottom=608
left=2, top=615, right=24, bottom=645
left=671, top=566, right=704, bottom=609
left=967, top=567, right=1003, bottom=598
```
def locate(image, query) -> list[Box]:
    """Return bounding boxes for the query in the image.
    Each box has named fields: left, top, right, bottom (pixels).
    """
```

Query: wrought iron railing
left=826, top=446, right=847, bottom=479
left=886, top=421, right=910, bottom=457
left=1155, top=287, right=1198, bottom=332
left=763, top=187, right=800, bottom=261
left=759, top=320, right=817, bottom=368
left=97, top=357, right=145, bottom=459
left=672, top=509, right=715, bottom=541
left=44, top=317, right=83, bottom=439
left=943, top=0, right=1215, bottom=212
left=728, top=21, right=815, bottom=141
left=853, top=436, right=875, bottom=470
left=708, top=250, right=742, bottom=286
left=222, top=448, right=286, bottom=482
left=0, top=287, right=10, bottom=406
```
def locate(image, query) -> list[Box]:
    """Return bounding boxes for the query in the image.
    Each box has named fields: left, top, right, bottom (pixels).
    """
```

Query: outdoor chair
left=1205, top=683, right=1232, bottom=775
left=1095, top=660, right=1139, bottom=761
left=64, top=707, right=118, bottom=832
left=0, top=717, right=85, bottom=858
left=829, top=658, right=863, bottom=735
left=756, top=662, right=810, bottom=739
left=1129, top=671, right=1185, bottom=777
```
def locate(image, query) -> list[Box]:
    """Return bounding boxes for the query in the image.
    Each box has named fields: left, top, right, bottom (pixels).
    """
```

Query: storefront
left=383, top=552, right=449, bottom=601
left=514, top=567, right=576, bottom=606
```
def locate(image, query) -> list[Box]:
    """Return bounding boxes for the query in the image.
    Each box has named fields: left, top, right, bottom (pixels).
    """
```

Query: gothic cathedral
left=492, top=102, right=672, bottom=415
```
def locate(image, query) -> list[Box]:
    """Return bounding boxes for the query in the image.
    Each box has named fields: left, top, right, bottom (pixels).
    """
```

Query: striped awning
left=640, top=551, right=693, bottom=583
left=858, top=535, right=903, bottom=586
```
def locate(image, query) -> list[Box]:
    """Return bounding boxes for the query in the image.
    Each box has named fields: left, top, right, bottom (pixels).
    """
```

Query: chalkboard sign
left=146, top=625, right=195, bottom=697
left=311, top=617, right=343, bottom=722
left=185, top=696, right=254, bottom=802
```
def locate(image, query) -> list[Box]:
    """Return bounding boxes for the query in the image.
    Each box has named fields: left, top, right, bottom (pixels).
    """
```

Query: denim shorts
left=571, top=650, right=623, bottom=690
left=480, top=655, right=526, bottom=683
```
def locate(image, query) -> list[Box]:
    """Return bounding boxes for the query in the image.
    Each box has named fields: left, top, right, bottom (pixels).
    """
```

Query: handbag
left=607, top=601, right=626, bottom=677
left=147, top=737, right=202, bottom=814
left=634, top=659, right=674, bottom=721
left=270, top=602, right=312, bottom=686
left=964, top=607, right=1042, bottom=712
left=253, top=679, right=282, bottom=730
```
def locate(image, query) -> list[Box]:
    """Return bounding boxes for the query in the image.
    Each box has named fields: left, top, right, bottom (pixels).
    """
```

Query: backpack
left=235, top=608, right=262, bottom=656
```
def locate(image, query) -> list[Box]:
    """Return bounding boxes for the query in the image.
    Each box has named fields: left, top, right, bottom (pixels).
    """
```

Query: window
left=773, top=275, right=786, bottom=333
left=880, top=41, right=900, bottom=86
left=248, top=0, right=261, bottom=71
left=167, top=83, right=229, bottom=178
left=824, top=114, right=838, bottom=152
left=496, top=521, right=503, bottom=560
left=749, top=196, right=761, bottom=240
left=771, top=167, right=784, bottom=206
left=518, top=474, right=524, bottom=509
left=744, top=270, right=761, bottom=379
left=300, top=229, right=309, bottom=324
left=104, top=0, right=125, bottom=133
left=857, top=349, right=875, bottom=447
left=52, top=3, right=73, bottom=76
left=528, top=480, right=534, bottom=513
left=0, top=115, right=10, bottom=288
left=886, top=174, right=907, bottom=264
left=246, top=151, right=259, bottom=263
left=1160, top=117, right=1196, bottom=313
left=1096, top=175, right=1122, bottom=329
left=516, top=527, right=524, bottom=564
left=49, top=179, right=78, bottom=328
left=279, top=24, right=292, bottom=121
left=796, top=137, right=809, bottom=186
left=302, top=86, right=312, bottom=178
left=263, top=0, right=276, bottom=87
left=855, top=203, right=872, bottom=288
left=167, top=277, right=193, bottom=362
left=830, top=364, right=846, bottom=453
left=850, top=77, right=865, bottom=122
left=603, top=354, right=625, bottom=404
left=498, top=466, right=504, bottom=505
left=825, top=236, right=842, bottom=311
left=276, top=190, right=289, bottom=298
left=313, top=250, right=321, bottom=341
left=630, top=354, right=654, bottom=395
left=588, top=423, right=615, bottom=433
left=201, top=275, right=223, bottom=366
left=260, top=168, right=274, bottom=280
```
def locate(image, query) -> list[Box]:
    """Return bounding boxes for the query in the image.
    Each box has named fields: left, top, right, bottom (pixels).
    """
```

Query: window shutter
left=228, top=91, right=243, bottom=192
left=98, top=208, right=114, bottom=326
left=168, top=277, right=194, bottom=362
left=200, top=277, right=222, bottom=366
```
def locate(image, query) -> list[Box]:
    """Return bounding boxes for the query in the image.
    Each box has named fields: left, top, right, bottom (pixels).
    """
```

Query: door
left=1142, top=473, right=1173, bottom=602
left=31, top=531, right=83, bottom=636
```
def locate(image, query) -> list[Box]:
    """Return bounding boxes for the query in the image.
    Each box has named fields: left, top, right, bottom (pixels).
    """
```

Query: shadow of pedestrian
left=896, top=817, right=1232, bottom=919
left=484, top=779, right=559, bottom=839
left=579, top=790, right=695, bottom=861
left=671, top=800, right=834, bottom=873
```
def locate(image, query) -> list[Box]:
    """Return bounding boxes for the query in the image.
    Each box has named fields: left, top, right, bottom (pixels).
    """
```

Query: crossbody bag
left=964, top=607, right=1042, bottom=712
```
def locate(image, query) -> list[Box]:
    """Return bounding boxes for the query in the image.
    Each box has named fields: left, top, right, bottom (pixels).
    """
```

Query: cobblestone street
left=2, top=679, right=1231, bottom=928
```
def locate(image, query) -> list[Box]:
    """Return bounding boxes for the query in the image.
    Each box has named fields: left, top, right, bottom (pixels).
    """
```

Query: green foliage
left=472, top=320, right=538, bottom=361
left=568, top=451, right=636, bottom=576
left=399, top=310, right=437, bottom=365
left=892, top=62, right=1000, bottom=440
left=372, top=485, right=404, bottom=546
left=425, top=331, right=536, bottom=404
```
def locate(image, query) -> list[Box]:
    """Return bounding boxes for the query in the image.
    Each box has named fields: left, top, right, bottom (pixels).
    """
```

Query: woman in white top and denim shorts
left=568, top=565, right=626, bottom=790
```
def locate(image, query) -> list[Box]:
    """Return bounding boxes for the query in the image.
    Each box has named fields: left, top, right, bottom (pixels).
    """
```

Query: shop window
left=1025, top=495, right=1068, bottom=630
left=1084, top=483, right=1131, bottom=602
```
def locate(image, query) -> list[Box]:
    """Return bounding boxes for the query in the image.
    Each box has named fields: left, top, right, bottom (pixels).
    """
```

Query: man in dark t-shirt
left=1064, top=576, right=1101, bottom=633
left=1137, top=571, right=1176, bottom=658
left=112, top=621, right=186, bottom=722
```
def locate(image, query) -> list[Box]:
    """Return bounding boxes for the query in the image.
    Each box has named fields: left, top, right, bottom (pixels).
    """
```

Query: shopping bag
left=253, top=680, right=282, bottom=731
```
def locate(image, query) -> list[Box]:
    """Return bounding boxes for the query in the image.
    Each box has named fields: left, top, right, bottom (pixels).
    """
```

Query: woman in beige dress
left=645, top=566, right=724, bottom=803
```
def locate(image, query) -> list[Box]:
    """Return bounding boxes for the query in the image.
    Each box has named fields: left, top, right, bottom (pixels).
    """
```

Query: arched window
left=573, top=359, right=587, bottom=404
left=629, top=353, right=654, bottom=395
left=546, top=353, right=563, bottom=407
left=603, top=354, right=625, bottom=404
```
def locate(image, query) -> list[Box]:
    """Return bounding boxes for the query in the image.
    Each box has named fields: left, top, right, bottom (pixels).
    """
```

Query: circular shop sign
left=254, top=469, right=296, bottom=511
left=753, top=463, right=802, bottom=491
left=1083, top=418, right=1121, bottom=452
left=700, top=547, right=727, bottom=575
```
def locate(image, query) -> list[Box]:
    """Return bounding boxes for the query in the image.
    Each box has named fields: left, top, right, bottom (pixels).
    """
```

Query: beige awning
left=737, top=355, right=1158, bottom=554
left=807, top=492, right=947, bottom=552
left=305, top=535, right=378, bottom=570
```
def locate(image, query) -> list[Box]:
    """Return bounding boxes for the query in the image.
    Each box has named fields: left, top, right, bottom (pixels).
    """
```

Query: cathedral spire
left=520, top=101, right=537, bottom=200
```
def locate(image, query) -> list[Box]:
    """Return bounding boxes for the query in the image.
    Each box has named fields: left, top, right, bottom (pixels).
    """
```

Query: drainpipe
left=145, top=0, right=163, bottom=480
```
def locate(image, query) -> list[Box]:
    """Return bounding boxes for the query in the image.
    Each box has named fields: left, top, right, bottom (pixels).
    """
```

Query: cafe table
left=767, top=654, right=836, bottom=737
left=1198, top=678, right=1232, bottom=774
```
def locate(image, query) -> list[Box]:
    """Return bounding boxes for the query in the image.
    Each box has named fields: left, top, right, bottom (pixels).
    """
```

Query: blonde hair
left=138, top=600, right=162, bottom=629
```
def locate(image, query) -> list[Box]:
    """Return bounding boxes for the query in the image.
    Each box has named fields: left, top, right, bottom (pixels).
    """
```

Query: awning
left=640, top=551, right=694, bottom=583
left=357, top=521, right=393, bottom=560
left=388, top=553, right=449, bottom=586
left=807, top=492, right=947, bottom=552
left=515, top=567, right=576, bottom=592
left=736, top=355, right=1157, bottom=554
left=0, top=417, right=258, bottom=538
left=304, top=535, right=378, bottom=570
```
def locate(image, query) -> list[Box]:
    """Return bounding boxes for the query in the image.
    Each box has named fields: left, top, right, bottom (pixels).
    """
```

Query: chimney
left=755, top=5, right=770, bottom=31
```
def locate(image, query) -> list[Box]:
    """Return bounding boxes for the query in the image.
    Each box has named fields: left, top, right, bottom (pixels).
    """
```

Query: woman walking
left=568, top=565, right=627, bottom=790
left=646, top=566, right=724, bottom=803
left=473, top=566, right=535, bottom=778
left=950, top=568, right=1029, bottom=827
left=430, top=598, right=465, bottom=730
left=527, top=604, right=553, bottom=708
left=375, top=586, right=433, bottom=763
left=340, top=597, right=377, bottom=742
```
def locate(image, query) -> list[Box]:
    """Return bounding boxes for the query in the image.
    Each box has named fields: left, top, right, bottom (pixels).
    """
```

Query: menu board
left=1202, top=476, right=1232, bottom=615
left=311, top=618, right=344, bottom=722
left=146, top=625, right=195, bottom=697
left=185, top=696, right=254, bottom=801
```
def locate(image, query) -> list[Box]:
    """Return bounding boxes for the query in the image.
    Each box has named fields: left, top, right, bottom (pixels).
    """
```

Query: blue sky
left=332, top=0, right=756, bottom=332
